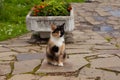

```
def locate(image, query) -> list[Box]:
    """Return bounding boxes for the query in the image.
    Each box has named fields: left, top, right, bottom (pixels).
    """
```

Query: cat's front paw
left=58, top=63, right=64, bottom=67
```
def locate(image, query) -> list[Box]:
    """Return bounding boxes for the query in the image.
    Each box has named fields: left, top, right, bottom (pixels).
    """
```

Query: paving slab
left=66, top=48, right=92, bottom=54
left=97, top=54, right=114, bottom=58
left=9, top=74, right=40, bottom=80
left=11, top=46, right=45, bottom=53
left=102, top=67, right=120, bottom=72
left=16, top=53, right=45, bottom=61
left=80, top=67, right=120, bottom=80
left=78, top=74, right=95, bottom=80
left=66, top=44, right=94, bottom=49
left=106, top=20, right=118, bottom=25
left=85, top=39, right=108, bottom=45
left=0, top=47, right=10, bottom=52
left=80, top=67, right=103, bottom=78
left=0, top=52, right=18, bottom=61
left=0, top=76, right=6, bottom=80
left=39, top=76, right=82, bottom=80
left=13, top=59, right=41, bottom=74
left=96, top=9, right=111, bottom=16
left=97, top=50, right=120, bottom=54
left=85, top=17, right=101, bottom=25
left=0, top=64, right=11, bottom=75
left=101, top=69, right=120, bottom=80
left=91, top=56, right=120, bottom=68
left=3, top=39, right=31, bottom=47
left=39, top=76, right=67, bottom=80
left=0, top=56, right=15, bottom=61
left=0, top=61, right=10, bottom=65
left=0, top=52, right=18, bottom=57
left=93, top=45, right=118, bottom=50
left=37, top=55, right=89, bottom=74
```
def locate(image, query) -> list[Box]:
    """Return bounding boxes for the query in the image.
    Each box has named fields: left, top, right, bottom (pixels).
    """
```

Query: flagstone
left=0, top=64, right=11, bottom=75
left=0, top=56, right=15, bottom=61
left=8, top=74, right=39, bottom=80
left=0, top=52, right=18, bottom=57
left=66, top=44, right=94, bottom=49
left=39, top=76, right=87, bottom=80
left=80, top=67, right=104, bottom=78
left=96, top=10, right=111, bottom=16
left=4, top=40, right=31, bottom=47
left=0, top=47, right=10, bottom=52
left=93, top=45, right=118, bottom=50
left=13, top=59, right=41, bottom=74
left=37, top=55, right=89, bottom=74
left=85, top=39, right=108, bottom=45
left=0, top=76, right=6, bottom=80
left=91, top=56, right=120, bottom=68
left=66, top=48, right=92, bottom=54
left=11, top=46, right=45, bottom=53
left=85, top=17, right=101, bottom=25
left=97, top=50, right=120, bottom=54
left=80, top=67, right=120, bottom=80
left=0, top=51, right=17, bottom=61
left=103, top=67, right=120, bottom=72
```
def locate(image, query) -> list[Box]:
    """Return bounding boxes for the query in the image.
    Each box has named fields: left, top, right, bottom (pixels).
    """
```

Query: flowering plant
left=31, top=0, right=72, bottom=16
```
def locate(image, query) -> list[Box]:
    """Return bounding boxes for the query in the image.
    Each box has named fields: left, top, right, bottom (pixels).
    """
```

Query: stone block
left=66, top=49, right=92, bottom=54
left=0, top=52, right=18, bottom=57
left=0, top=47, right=10, bottom=52
left=93, top=45, right=118, bottom=50
left=9, top=74, right=39, bottom=80
left=13, top=59, right=41, bottom=74
left=80, top=67, right=103, bottom=78
left=4, top=39, right=31, bottom=47
left=85, top=17, right=101, bottom=25
left=0, top=76, right=6, bottom=80
left=91, top=56, right=120, bottom=68
left=95, top=10, right=111, bottom=16
left=11, top=46, right=44, bottom=53
left=40, top=76, right=83, bottom=80
left=66, top=44, right=94, bottom=49
left=0, top=65, right=11, bottom=75
left=36, top=55, right=89, bottom=74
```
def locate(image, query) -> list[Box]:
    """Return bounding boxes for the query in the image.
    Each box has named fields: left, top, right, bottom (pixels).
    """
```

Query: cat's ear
left=51, top=24, right=57, bottom=30
left=62, top=23, right=65, bottom=26
left=60, top=23, right=65, bottom=29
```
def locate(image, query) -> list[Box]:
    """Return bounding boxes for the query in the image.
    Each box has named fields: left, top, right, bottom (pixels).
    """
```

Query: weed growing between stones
left=6, top=62, right=14, bottom=79
left=105, top=37, right=112, bottom=42
left=96, top=68, right=120, bottom=76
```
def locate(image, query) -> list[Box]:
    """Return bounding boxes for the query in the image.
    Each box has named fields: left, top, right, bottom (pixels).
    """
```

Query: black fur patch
left=46, top=53, right=58, bottom=61
left=51, top=45, right=59, bottom=52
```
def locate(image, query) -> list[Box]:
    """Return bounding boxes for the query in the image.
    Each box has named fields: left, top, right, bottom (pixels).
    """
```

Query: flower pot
left=26, top=7, right=74, bottom=31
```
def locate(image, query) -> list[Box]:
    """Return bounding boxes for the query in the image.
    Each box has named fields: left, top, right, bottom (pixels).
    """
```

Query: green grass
left=0, top=0, right=84, bottom=41
left=0, top=0, right=41, bottom=41
left=65, top=0, right=84, bottom=2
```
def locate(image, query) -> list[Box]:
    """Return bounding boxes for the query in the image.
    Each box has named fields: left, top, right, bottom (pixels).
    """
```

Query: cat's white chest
left=51, top=36, right=64, bottom=47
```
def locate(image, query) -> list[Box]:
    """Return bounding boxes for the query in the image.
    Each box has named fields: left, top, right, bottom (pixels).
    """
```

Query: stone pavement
left=0, top=0, right=120, bottom=80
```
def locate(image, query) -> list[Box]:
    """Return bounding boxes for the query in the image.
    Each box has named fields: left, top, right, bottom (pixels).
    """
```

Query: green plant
left=0, top=0, right=84, bottom=41
left=0, top=0, right=41, bottom=41
left=31, top=0, right=72, bottom=16
left=105, top=37, right=112, bottom=42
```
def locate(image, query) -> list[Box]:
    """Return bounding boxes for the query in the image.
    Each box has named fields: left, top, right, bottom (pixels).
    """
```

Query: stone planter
left=26, top=8, right=74, bottom=38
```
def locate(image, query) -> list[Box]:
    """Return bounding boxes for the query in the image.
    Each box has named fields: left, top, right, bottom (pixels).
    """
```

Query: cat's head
left=51, top=23, right=65, bottom=38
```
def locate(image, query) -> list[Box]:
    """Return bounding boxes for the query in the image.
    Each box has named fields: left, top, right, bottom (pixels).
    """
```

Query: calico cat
left=46, top=23, right=66, bottom=66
